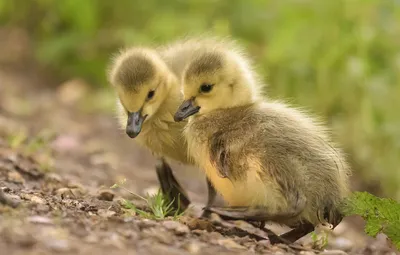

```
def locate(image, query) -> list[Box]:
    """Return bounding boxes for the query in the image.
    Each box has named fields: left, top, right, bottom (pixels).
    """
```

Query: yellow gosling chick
left=174, top=48, right=351, bottom=242
left=107, top=47, right=191, bottom=211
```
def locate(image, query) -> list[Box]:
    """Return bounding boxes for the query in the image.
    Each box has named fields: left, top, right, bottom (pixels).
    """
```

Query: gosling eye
left=200, top=83, right=214, bottom=93
left=147, top=90, right=155, bottom=100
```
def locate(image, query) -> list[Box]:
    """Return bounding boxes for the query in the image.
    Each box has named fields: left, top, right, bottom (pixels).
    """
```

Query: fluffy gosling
left=174, top=47, right=351, bottom=241
left=108, top=47, right=191, bottom=211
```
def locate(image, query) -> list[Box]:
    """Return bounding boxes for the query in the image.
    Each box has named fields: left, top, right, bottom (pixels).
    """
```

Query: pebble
left=162, top=220, right=190, bottom=235
left=30, top=195, right=47, bottom=205
left=180, top=216, right=214, bottom=231
left=97, top=189, right=115, bottom=201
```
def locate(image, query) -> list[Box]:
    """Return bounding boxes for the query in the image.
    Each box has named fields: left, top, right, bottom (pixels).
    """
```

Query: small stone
left=217, top=239, right=246, bottom=250
left=7, top=171, right=24, bottom=184
left=98, top=209, right=116, bottom=218
left=320, top=250, right=348, bottom=255
left=162, top=220, right=190, bottom=235
left=180, top=216, right=214, bottom=231
left=27, top=216, right=53, bottom=225
left=97, top=189, right=115, bottom=201
left=30, top=195, right=46, bottom=205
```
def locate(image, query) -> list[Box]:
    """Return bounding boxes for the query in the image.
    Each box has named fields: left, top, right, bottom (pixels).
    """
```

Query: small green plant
left=310, top=231, right=329, bottom=249
left=341, top=192, right=400, bottom=250
left=111, top=179, right=183, bottom=220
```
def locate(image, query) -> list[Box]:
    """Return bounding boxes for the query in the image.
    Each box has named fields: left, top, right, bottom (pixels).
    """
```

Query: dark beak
left=126, top=110, right=147, bottom=138
left=174, top=98, right=200, bottom=122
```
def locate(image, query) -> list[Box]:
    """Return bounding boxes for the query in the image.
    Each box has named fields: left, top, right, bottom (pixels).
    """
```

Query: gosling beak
left=174, top=98, right=200, bottom=122
left=126, top=110, right=148, bottom=138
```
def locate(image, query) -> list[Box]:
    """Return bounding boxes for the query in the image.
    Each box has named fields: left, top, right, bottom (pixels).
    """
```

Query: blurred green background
left=1, top=0, right=399, bottom=199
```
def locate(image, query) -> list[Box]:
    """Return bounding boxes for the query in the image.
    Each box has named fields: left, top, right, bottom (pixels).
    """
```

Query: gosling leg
left=155, top=158, right=191, bottom=213
left=200, top=178, right=217, bottom=218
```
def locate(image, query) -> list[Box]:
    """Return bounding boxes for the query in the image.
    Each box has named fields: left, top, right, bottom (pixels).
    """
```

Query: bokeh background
left=1, top=0, right=399, bottom=201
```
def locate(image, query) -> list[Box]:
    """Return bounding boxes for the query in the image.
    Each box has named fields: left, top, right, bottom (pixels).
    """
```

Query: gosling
left=174, top=48, right=351, bottom=241
left=107, top=47, right=191, bottom=211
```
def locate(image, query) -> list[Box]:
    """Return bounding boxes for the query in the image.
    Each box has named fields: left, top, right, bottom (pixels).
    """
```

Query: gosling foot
left=280, top=222, right=314, bottom=243
left=203, top=206, right=294, bottom=244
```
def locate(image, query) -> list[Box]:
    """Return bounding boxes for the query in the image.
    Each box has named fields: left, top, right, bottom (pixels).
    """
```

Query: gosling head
left=108, top=48, right=174, bottom=138
left=174, top=49, right=260, bottom=122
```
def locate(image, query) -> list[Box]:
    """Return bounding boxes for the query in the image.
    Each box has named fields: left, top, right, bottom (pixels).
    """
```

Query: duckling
left=107, top=47, right=191, bottom=211
left=174, top=48, right=351, bottom=241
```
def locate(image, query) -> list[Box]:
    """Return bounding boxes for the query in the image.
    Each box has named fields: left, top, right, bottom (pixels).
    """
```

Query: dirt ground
left=0, top=29, right=398, bottom=255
